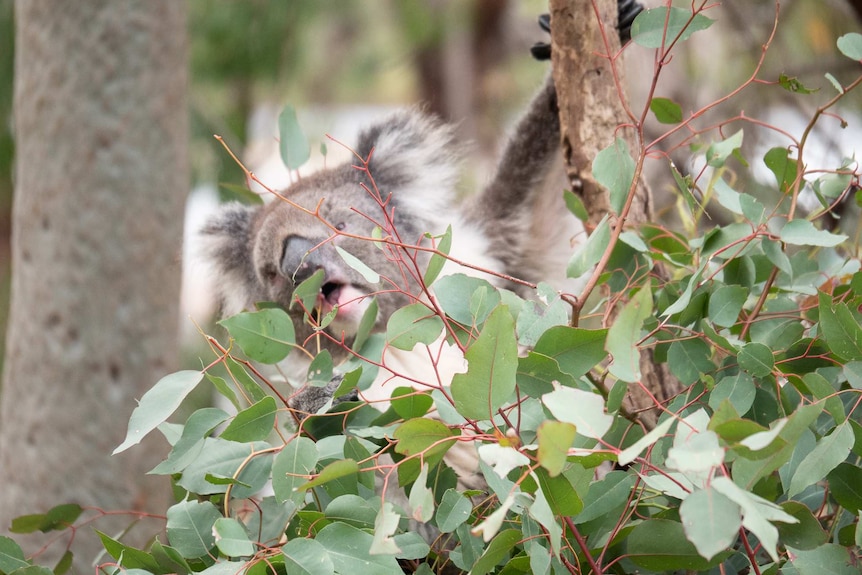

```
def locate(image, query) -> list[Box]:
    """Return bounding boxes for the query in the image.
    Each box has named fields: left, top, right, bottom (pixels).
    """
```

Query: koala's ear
left=355, top=110, right=462, bottom=217
left=200, top=203, right=263, bottom=317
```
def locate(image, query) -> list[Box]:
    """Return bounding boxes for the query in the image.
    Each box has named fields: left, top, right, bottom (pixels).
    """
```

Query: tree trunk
left=0, top=1, right=187, bottom=569
left=550, top=0, right=678, bottom=427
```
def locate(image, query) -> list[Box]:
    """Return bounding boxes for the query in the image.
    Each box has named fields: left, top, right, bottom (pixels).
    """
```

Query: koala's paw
left=529, top=0, right=644, bottom=61
left=289, top=375, right=358, bottom=421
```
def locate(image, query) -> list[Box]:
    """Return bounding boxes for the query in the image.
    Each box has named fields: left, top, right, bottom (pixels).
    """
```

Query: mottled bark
left=550, top=0, right=677, bottom=427
left=0, top=1, right=187, bottom=569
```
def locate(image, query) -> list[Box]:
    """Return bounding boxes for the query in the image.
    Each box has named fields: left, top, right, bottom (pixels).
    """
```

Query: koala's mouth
left=320, top=281, right=343, bottom=307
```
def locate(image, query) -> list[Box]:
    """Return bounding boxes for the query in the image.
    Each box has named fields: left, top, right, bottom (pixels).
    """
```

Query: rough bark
left=0, top=1, right=187, bottom=568
left=550, top=0, right=678, bottom=427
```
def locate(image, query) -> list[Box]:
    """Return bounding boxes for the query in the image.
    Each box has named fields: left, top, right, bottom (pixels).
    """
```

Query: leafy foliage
left=6, top=9, right=862, bottom=575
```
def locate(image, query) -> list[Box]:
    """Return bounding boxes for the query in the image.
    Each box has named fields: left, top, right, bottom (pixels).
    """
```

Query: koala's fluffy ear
left=200, top=203, right=263, bottom=317
left=355, top=110, right=462, bottom=221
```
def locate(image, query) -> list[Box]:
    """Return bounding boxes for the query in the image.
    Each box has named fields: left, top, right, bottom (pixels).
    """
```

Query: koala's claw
left=530, top=0, right=644, bottom=61
left=289, top=375, right=357, bottom=421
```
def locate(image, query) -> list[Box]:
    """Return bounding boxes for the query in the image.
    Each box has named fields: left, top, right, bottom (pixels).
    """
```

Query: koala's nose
left=281, top=235, right=324, bottom=285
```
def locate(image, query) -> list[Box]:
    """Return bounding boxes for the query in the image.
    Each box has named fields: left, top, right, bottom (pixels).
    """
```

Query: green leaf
left=707, top=285, right=746, bottom=328
left=325, top=495, right=378, bottom=529
left=628, top=519, right=725, bottom=571
left=408, top=463, right=435, bottom=523
left=390, top=387, right=433, bottom=419
left=778, top=74, right=818, bottom=94
left=708, top=373, right=755, bottom=416
left=12, top=504, right=83, bottom=534
left=96, top=530, right=160, bottom=573
left=166, top=500, right=221, bottom=559
left=436, top=489, right=473, bottom=533
left=292, top=268, right=325, bottom=313
left=818, top=292, right=862, bottom=361
left=631, top=7, right=714, bottom=48
left=218, top=182, right=263, bottom=205
left=151, top=407, right=231, bottom=475
left=535, top=467, right=584, bottom=517
left=393, top=417, right=457, bottom=464
left=618, top=417, right=675, bottom=466
left=567, top=215, right=610, bottom=278
left=679, top=487, right=741, bottom=560
left=563, top=189, right=588, bottom=221
left=315, top=523, right=402, bottom=574
left=789, top=543, right=859, bottom=575
left=219, top=308, right=295, bottom=364
left=667, top=338, right=715, bottom=384
left=433, top=274, right=500, bottom=326
left=592, top=137, right=635, bottom=215
left=298, top=459, right=359, bottom=490
left=541, top=388, right=613, bottom=439
left=763, top=146, right=798, bottom=193
left=607, top=283, right=652, bottom=382
left=789, top=422, right=854, bottom=497
left=272, top=436, right=319, bottom=505
left=369, top=502, right=401, bottom=556
left=451, top=305, right=518, bottom=420
left=529, top=487, right=563, bottom=557
left=574, top=471, right=636, bottom=524
left=777, top=501, right=828, bottom=550
left=282, top=538, right=334, bottom=575
left=737, top=342, right=774, bottom=377
left=470, top=529, right=521, bottom=575
left=335, top=246, right=380, bottom=284
left=225, top=357, right=268, bottom=403
left=278, top=104, right=310, bottom=170
left=424, top=225, right=452, bottom=285
left=532, top=326, right=607, bottom=380
left=537, top=421, right=576, bottom=476
left=219, top=396, right=277, bottom=442
left=114, top=370, right=204, bottom=454
left=650, top=97, right=683, bottom=124
left=828, top=462, right=862, bottom=513
left=706, top=129, right=743, bottom=168
left=837, top=32, right=862, bottom=61
left=0, top=536, right=29, bottom=574
left=213, top=518, right=255, bottom=557
left=178, top=438, right=272, bottom=498
left=780, top=220, right=847, bottom=247
left=385, top=303, right=444, bottom=351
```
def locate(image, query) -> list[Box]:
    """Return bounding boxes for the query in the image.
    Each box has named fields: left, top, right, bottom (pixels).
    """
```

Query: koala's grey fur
left=202, top=75, right=581, bottom=413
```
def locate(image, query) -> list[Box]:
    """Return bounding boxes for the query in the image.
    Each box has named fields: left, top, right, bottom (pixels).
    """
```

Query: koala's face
left=249, top=170, right=420, bottom=347
left=204, top=110, right=461, bottom=360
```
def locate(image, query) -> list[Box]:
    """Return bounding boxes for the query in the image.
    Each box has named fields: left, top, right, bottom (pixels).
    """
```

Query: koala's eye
left=335, top=222, right=346, bottom=231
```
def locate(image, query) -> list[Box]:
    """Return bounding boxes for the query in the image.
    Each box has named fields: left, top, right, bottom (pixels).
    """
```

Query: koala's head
left=202, top=110, right=461, bottom=358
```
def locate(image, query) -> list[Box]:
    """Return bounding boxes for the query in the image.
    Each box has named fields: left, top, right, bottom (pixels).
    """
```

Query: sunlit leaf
left=789, top=422, right=854, bottom=497
left=837, top=32, right=862, bottom=61
left=679, top=487, right=740, bottom=560
left=631, top=7, right=714, bottom=48
left=542, top=388, right=612, bottom=439
left=385, top=303, right=444, bottom=351
left=213, top=518, right=255, bottom=557
left=166, top=500, right=221, bottom=559
left=114, top=370, right=204, bottom=454
left=451, top=305, right=518, bottom=420
left=219, top=308, right=295, bottom=364
left=278, top=104, right=310, bottom=170
left=537, top=421, right=576, bottom=476
left=593, top=137, right=635, bottom=215
left=780, top=220, right=847, bottom=247
left=607, top=283, right=652, bottom=382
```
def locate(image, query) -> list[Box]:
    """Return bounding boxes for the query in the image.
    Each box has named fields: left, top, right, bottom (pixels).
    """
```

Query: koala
left=202, top=3, right=642, bottom=417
